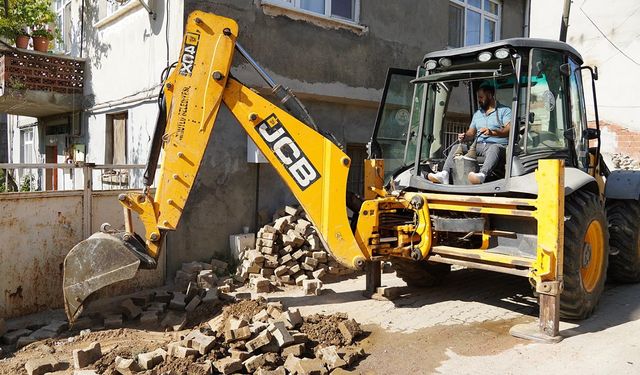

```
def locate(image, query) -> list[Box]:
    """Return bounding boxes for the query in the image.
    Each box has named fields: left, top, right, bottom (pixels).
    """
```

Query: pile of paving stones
left=15, top=299, right=365, bottom=375
left=610, top=152, right=640, bottom=170
left=236, top=205, right=356, bottom=295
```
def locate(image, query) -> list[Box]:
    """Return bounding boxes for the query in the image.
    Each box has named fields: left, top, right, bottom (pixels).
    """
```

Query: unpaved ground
left=2, top=267, right=639, bottom=374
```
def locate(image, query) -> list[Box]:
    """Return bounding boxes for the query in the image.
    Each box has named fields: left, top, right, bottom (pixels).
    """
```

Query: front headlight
left=477, top=51, right=492, bottom=62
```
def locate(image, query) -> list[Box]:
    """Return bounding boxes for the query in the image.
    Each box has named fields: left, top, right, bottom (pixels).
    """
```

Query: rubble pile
left=236, top=205, right=356, bottom=295
left=610, top=153, right=640, bottom=170
left=9, top=299, right=365, bottom=375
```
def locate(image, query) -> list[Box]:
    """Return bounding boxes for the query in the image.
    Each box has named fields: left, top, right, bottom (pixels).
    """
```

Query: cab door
left=369, top=68, right=417, bottom=182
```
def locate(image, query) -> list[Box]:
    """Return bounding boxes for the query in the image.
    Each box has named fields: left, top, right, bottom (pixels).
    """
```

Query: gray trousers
left=443, top=143, right=506, bottom=176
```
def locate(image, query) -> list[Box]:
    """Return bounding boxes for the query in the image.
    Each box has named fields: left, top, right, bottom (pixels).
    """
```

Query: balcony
left=0, top=45, right=85, bottom=117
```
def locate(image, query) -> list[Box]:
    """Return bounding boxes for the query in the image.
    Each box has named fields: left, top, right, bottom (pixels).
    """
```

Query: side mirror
left=587, top=128, right=600, bottom=140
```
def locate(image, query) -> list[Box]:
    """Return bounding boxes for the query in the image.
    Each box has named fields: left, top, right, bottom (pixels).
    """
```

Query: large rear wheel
left=606, top=199, right=640, bottom=282
left=560, top=190, right=609, bottom=320
left=392, top=259, right=451, bottom=287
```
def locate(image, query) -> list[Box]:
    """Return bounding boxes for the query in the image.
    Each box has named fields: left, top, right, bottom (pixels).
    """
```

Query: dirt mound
left=221, top=297, right=267, bottom=320
left=154, top=357, right=211, bottom=375
left=300, top=312, right=360, bottom=346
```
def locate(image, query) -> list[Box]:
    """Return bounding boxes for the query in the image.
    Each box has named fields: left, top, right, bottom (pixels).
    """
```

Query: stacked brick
left=235, top=205, right=356, bottom=294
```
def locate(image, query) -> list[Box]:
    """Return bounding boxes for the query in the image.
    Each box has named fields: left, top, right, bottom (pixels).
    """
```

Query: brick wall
left=591, top=120, right=640, bottom=161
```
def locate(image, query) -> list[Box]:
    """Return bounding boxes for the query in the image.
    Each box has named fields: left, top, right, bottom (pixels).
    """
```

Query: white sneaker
left=468, top=172, right=486, bottom=184
left=428, top=170, right=450, bottom=184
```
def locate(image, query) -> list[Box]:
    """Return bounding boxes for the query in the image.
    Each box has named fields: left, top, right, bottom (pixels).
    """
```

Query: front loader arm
left=121, top=11, right=369, bottom=268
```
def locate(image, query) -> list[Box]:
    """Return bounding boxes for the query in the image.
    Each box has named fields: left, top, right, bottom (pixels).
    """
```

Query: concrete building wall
left=530, top=0, right=640, bottom=159
left=166, top=0, right=528, bottom=275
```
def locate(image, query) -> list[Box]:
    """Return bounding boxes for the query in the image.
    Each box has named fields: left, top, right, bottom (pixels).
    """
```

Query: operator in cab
left=428, top=81, right=511, bottom=184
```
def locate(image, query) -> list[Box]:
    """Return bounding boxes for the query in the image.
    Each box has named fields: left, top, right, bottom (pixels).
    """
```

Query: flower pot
left=15, top=35, right=30, bottom=49
left=32, top=36, right=49, bottom=52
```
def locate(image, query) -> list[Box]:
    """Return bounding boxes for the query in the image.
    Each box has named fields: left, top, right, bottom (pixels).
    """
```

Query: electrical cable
left=579, top=6, right=640, bottom=66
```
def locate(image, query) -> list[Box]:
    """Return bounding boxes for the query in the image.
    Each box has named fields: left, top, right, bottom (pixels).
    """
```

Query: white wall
left=84, top=0, right=184, bottom=164
left=530, top=0, right=640, bottom=132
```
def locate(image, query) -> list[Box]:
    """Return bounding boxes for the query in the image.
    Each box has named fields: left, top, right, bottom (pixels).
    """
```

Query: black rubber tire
left=391, top=259, right=451, bottom=287
left=560, top=190, right=609, bottom=320
left=606, top=199, right=640, bottom=282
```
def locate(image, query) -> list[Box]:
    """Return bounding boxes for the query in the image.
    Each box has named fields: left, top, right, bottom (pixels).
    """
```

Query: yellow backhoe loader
left=63, top=11, right=640, bottom=342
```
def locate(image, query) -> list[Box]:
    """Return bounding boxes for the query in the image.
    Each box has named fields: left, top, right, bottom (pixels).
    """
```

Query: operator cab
left=370, top=38, right=599, bottom=196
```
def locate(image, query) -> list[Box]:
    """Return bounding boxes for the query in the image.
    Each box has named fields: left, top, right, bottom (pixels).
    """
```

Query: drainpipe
left=523, top=0, right=531, bottom=37
left=559, top=0, right=572, bottom=42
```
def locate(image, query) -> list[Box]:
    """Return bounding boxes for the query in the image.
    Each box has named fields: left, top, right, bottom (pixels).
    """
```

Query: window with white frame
left=54, top=0, right=71, bottom=53
left=106, top=0, right=133, bottom=16
left=449, top=0, right=501, bottom=48
left=266, top=0, right=360, bottom=23
left=21, top=129, right=34, bottom=164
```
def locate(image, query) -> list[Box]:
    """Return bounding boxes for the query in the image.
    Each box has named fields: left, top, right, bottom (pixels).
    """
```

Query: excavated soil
left=300, top=312, right=359, bottom=346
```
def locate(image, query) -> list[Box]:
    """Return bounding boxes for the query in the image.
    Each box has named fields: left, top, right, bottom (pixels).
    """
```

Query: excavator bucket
left=62, top=232, right=145, bottom=322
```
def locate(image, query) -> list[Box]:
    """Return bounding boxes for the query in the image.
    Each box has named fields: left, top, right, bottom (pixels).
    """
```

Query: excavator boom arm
left=63, top=11, right=368, bottom=322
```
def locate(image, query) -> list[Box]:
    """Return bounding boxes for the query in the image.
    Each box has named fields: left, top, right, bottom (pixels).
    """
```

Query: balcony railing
left=0, top=45, right=85, bottom=117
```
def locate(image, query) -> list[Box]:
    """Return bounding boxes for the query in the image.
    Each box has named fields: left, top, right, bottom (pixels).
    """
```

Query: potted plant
left=0, top=17, right=29, bottom=49
left=12, top=0, right=56, bottom=50
left=31, top=28, right=53, bottom=52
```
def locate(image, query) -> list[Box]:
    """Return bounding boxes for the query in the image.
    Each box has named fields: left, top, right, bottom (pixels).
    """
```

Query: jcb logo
left=180, top=33, right=199, bottom=76
left=256, top=115, right=320, bottom=190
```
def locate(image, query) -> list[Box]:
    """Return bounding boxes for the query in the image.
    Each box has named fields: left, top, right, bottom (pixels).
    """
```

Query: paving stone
left=268, top=321, right=294, bottom=347
left=253, top=277, right=271, bottom=293
left=169, top=292, right=186, bottom=310
left=234, top=292, right=253, bottom=300
left=114, top=356, right=142, bottom=374
left=73, top=370, right=99, bottom=375
left=188, top=331, right=216, bottom=354
left=182, top=261, right=205, bottom=275
left=284, top=354, right=302, bottom=374
left=246, top=330, right=272, bottom=352
left=255, top=366, right=287, bottom=375
left=104, top=314, right=123, bottom=329
left=230, top=349, right=251, bottom=361
left=303, top=279, right=322, bottom=295
left=167, top=342, right=198, bottom=358
left=296, top=358, right=328, bottom=375
left=72, top=342, right=102, bottom=369
left=292, top=332, right=310, bottom=344
left=211, top=259, right=229, bottom=273
left=282, top=342, right=305, bottom=358
left=254, top=309, right=270, bottom=323
left=16, top=336, right=38, bottom=349
left=337, top=347, right=365, bottom=367
left=243, top=353, right=266, bottom=373
left=137, top=348, right=166, bottom=370
left=185, top=295, right=202, bottom=312
left=312, top=269, right=327, bottom=280
left=153, top=290, right=173, bottom=303
left=295, top=274, right=308, bottom=286
left=199, top=289, right=219, bottom=305
left=185, top=281, right=201, bottom=302
left=207, top=315, right=226, bottom=335
left=198, top=270, right=218, bottom=289
left=215, top=357, right=243, bottom=374
left=139, top=310, right=159, bottom=325
left=161, top=311, right=186, bottom=331
left=25, top=354, right=60, bottom=375
left=337, top=320, right=361, bottom=345
left=120, top=299, right=142, bottom=320
left=2, top=328, right=32, bottom=344
left=281, top=309, right=304, bottom=329
left=319, top=346, right=347, bottom=370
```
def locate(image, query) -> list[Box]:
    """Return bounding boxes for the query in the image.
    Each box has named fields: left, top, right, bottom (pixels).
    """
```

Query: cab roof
left=423, top=38, right=583, bottom=65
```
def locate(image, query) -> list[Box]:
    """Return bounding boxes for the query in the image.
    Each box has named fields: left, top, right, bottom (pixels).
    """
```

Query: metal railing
left=0, top=163, right=154, bottom=193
